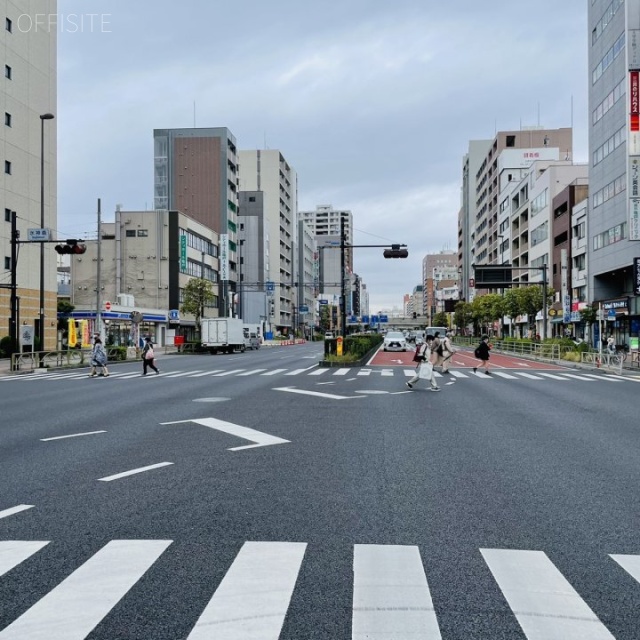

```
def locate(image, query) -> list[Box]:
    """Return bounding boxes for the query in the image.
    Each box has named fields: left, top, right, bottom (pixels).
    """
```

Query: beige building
left=1, top=1, right=57, bottom=348
left=68, top=209, right=219, bottom=346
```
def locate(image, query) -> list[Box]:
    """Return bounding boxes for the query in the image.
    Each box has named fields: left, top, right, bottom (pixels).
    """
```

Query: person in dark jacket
left=473, top=335, right=492, bottom=375
left=141, top=337, right=160, bottom=375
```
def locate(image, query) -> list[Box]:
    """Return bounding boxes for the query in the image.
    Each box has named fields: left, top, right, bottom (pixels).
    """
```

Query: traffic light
left=55, top=239, right=87, bottom=255
left=383, top=244, right=408, bottom=259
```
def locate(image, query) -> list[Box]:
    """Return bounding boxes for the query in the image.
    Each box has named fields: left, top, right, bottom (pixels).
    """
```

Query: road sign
left=362, top=315, right=369, bottom=324
left=379, top=315, right=388, bottom=323
left=319, top=299, right=328, bottom=305
left=20, top=325, right=34, bottom=346
left=27, top=228, right=51, bottom=242
left=371, top=315, right=379, bottom=323
left=266, top=281, right=275, bottom=292
left=104, top=301, right=112, bottom=311
left=299, top=305, right=309, bottom=314
left=608, top=309, right=616, bottom=319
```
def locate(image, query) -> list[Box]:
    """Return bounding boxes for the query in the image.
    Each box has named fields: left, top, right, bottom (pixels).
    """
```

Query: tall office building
left=588, top=0, right=640, bottom=344
left=153, top=127, right=239, bottom=316
left=238, top=149, right=297, bottom=333
left=1, top=3, right=57, bottom=347
left=422, top=250, right=457, bottom=322
left=298, top=204, right=353, bottom=298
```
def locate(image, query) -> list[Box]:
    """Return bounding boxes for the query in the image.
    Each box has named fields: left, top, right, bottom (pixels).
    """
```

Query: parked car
left=383, top=331, right=407, bottom=352
left=324, top=331, right=334, bottom=340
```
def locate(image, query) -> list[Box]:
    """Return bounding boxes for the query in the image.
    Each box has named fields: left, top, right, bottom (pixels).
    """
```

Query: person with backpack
left=473, top=335, right=492, bottom=375
left=406, top=334, right=440, bottom=391
left=433, top=331, right=456, bottom=374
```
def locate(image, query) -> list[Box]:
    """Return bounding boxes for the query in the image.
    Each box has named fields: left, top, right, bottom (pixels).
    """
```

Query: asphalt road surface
left=1, top=342, right=640, bottom=639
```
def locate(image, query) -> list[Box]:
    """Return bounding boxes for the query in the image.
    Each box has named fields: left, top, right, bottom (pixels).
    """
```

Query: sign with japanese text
left=630, top=158, right=640, bottom=240
left=180, top=235, right=187, bottom=271
left=220, top=234, right=229, bottom=281
left=631, top=71, right=640, bottom=132
left=634, top=257, right=640, bottom=295
left=27, top=228, right=51, bottom=242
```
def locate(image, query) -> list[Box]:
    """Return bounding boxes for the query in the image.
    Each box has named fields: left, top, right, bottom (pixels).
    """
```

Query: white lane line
left=357, top=369, right=372, bottom=376
left=0, top=504, right=34, bottom=520
left=41, top=430, right=106, bottom=442
left=274, top=386, right=365, bottom=400
left=190, top=370, right=224, bottom=377
left=211, top=369, right=246, bottom=377
left=611, top=554, right=640, bottom=584
left=117, top=372, right=149, bottom=379
left=581, top=373, right=623, bottom=382
left=514, top=362, right=531, bottom=367
left=536, top=372, right=571, bottom=381
left=404, top=369, right=416, bottom=377
left=381, top=369, right=394, bottom=377
left=0, top=542, right=49, bottom=578
left=481, top=549, right=614, bottom=640
left=308, top=368, right=330, bottom=376
left=24, top=373, right=89, bottom=381
left=471, top=371, right=493, bottom=379
left=331, top=368, right=351, bottom=376
left=261, top=368, right=287, bottom=376
left=513, top=372, right=543, bottom=380
left=0, top=540, right=171, bottom=640
left=236, top=369, right=268, bottom=376
left=161, top=417, right=289, bottom=451
left=283, top=368, right=311, bottom=375
left=560, top=373, right=595, bottom=381
left=490, top=371, right=517, bottom=379
left=353, top=544, right=441, bottom=639
left=449, top=370, right=469, bottom=378
left=187, top=541, right=306, bottom=640
left=97, top=462, right=174, bottom=482
left=164, top=370, right=204, bottom=378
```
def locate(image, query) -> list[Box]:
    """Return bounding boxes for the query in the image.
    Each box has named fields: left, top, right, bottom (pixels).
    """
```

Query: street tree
left=432, top=311, right=449, bottom=328
left=180, top=278, right=215, bottom=337
left=454, top=301, right=474, bottom=334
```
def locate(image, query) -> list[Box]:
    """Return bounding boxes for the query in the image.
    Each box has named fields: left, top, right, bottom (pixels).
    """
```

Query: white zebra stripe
left=186, top=541, right=306, bottom=640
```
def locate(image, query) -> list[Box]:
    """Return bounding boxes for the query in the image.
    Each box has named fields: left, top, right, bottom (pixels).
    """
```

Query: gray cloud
left=57, top=0, right=588, bottom=310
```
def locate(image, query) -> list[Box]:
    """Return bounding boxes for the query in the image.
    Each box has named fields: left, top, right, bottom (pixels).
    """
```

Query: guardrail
left=10, top=349, right=92, bottom=372
left=580, top=351, right=623, bottom=375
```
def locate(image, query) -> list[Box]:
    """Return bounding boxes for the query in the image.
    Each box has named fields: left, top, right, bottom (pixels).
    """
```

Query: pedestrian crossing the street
left=1, top=366, right=638, bottom=385
left=0, top=539, right=634, bottom=638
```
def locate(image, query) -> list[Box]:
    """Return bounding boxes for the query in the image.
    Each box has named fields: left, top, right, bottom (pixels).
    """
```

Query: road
left=1, top=342, right=640, bottom=639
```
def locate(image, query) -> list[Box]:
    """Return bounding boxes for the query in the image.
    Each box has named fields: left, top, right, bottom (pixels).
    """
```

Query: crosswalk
left=1, top=367, right=637, bottom=384
left=0, top=539, right=635, bottom=638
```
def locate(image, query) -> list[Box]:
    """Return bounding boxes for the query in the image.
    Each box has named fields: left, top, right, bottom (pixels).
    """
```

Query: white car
left=383, top=331, right=407, bottom=352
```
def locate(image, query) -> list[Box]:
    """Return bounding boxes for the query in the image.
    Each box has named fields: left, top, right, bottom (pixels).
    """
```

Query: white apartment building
left=238, top=150, right=297, bottom=334
left=1, top=2, right=57, bottom=348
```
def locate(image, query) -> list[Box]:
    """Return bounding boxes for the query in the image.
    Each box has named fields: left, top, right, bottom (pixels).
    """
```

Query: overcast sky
left=56, top=0, right=588, bottom=312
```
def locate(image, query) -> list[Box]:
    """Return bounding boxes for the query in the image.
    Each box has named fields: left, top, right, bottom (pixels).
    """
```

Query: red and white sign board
left=104, top=301, right=111, bottom=311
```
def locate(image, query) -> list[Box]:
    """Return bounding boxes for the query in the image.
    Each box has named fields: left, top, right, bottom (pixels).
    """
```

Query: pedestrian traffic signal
left=383, top=244, right=408, bottom=259
left=55, top=239, right=87, bottom=255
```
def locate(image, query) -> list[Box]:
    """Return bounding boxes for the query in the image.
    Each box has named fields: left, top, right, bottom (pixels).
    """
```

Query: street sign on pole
left=104, top=301, right=111, bottom=311
left=27, top=228, right=51, bottom=242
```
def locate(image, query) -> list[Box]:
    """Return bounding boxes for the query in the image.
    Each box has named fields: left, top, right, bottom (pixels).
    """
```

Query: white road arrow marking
left=274, top=386, right=366, bottom=400
left=161, top=417, right=289, bottom=451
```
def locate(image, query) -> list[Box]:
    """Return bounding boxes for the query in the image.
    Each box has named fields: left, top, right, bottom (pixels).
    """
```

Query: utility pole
left=340, top=214, right=347, bottom=338
left=542, top=263, right=548, bottom=342
left=95, top=198, right=102, bottom=340
left=9, top=211, right=18, bottom=356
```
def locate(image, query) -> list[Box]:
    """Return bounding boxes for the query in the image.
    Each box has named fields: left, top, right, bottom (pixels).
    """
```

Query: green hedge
left=343, top=334, right=383, bottom=357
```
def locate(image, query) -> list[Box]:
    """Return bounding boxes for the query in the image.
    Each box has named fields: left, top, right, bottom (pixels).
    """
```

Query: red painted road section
left=368, top=347, right=569, bottom=371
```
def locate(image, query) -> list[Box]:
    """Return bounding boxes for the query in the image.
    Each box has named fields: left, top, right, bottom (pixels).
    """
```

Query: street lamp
left=39, top=112, right=54, bottom=361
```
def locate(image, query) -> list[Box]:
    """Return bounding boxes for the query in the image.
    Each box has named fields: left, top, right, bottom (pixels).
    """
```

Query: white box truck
left=201, top=318, right=246, bottom=354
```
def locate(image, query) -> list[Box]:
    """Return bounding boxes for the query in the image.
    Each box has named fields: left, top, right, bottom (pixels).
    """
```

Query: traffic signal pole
left=9, top=211, right=18, bottom=353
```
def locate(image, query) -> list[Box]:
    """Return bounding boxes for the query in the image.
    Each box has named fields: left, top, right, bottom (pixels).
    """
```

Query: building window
left=125, top=229, right=136, bottom=237
left=137, top=229, right=148, bottom=237
left=4, top=257, right=10, bottom=270
left=4, top=160, right=11, bottom=174
left=4, top=208, right=10, bottom=222
left=4, top=112, right=10, bottom=127
left=4, top=65, right=11, bottom=79
left=506, top=135, right=516, bottom=147
left=5, top=17, right=11, bottom=32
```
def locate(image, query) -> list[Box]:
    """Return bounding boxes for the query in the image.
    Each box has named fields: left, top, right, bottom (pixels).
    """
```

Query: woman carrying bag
left=142, top=337, right=160, bottom=375
left=406, top=334, right=440, bottom=392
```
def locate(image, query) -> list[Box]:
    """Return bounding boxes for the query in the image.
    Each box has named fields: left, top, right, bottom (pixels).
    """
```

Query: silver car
left=383, top=331, right=407, bottom=352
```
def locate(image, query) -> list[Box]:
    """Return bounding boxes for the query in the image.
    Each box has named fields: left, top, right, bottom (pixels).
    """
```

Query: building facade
left=422, top=250, right=457, bottom=322
left=67, top=209, right=220, bottom=346
left=153, top=127, right=238, bottom=317
left=238, top=149, right=297, bottom=334
left=1, top=1, right=57, bottom=348
left=588, top=0, right=640, bottom=348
